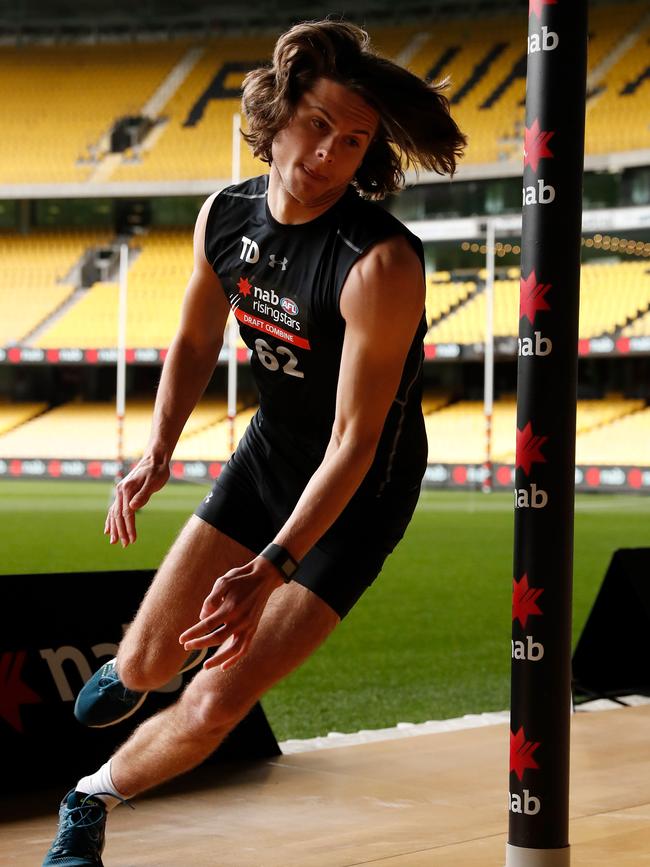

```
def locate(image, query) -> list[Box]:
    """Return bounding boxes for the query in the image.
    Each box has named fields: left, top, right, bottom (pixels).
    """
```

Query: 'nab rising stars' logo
left=529, top=0, right=557, bottom=19
left=520, top=270, right=551, bottom=324
left=510, top=726, right=541, bottom=781
left=512, top=574, right=544, bottom=628
left=516, top=422, right=548, bottom=475
left=524, top=119, right=554, bottom=172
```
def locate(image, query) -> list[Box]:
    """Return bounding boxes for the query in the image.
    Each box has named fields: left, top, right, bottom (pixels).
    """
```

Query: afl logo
left=280, top=297, right=299, bottom=316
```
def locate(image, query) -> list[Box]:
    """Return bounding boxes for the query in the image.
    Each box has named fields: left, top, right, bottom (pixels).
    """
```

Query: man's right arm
left=106, top=192, right=231, bottom=547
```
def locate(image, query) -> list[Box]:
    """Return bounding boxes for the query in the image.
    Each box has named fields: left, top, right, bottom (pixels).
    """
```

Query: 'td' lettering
left=240, top=236, right=260, bottom=263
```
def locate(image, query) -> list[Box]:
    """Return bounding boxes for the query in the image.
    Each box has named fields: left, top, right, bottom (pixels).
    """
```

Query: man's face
left=271, top=77, right=380, bottom=209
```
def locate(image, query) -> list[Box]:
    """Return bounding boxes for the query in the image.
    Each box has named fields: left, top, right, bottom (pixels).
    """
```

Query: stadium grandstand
left=0, top=0, right=649, bottom=492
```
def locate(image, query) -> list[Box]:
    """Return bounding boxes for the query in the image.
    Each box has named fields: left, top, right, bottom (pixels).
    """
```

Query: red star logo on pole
left=237, top=276, right=252, bottom=297
left=520, top=270, right=551, bottom=324
left=510, top=727, right=541, bottom=781
left=0, top=651, right=42, bottom=733
left=516, top=422, right=548, bottom=475
left=529, top=0, right=557, bottom=19
left=512, top=574, right=544, bottom=628
left=524, top=119, right=554, bottom=172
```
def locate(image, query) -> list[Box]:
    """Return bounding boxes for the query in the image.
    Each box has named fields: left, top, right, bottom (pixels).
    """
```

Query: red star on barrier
left=510, top=727, right=541, bottom=781
left=519, top=270, right=551, bottom=324
left=512, top=574, right=544, bottom=628
left=0, top=651, right=42, bottom=733
left=237, top=276, right=252, bottom=297
left=529, top=0, right=557, bottom=19
left=524, top=119, right=554, bottom=172
left=516, top=422, right=548, bottom=475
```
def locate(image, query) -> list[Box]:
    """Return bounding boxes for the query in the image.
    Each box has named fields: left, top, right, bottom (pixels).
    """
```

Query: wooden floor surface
left=3, top=705, right=650, bottom=866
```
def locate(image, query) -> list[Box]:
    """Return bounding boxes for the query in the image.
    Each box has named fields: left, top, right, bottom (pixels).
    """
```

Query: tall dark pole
left=507, top=2, right=587, bottom=866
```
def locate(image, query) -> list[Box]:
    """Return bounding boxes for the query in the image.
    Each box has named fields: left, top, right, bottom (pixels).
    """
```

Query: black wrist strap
left=260, top=543, right=299, bottom=583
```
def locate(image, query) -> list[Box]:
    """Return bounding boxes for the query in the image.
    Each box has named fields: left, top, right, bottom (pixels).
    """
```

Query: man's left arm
left=180, top=234, right=425, bottom=669
left=272, top=234, right=425, bottom=558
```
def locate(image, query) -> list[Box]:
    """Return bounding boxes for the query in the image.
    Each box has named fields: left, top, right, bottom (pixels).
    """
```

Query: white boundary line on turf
left=279, top=695, right=650, bottom=755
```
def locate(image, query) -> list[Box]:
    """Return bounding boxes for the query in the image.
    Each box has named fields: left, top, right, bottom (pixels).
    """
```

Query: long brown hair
left=241, top=20, right=467, bottom=199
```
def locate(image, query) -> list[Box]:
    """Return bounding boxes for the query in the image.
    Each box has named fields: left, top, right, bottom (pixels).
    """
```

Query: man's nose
left=316, top=137, right=336, bottom=162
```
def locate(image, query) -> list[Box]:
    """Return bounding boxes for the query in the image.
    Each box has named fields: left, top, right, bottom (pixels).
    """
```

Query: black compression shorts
left=194, top=417, right=422, bottom=619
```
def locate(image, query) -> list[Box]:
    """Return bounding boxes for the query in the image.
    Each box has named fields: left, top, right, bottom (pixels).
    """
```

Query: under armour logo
left=204, top=492, right=213, bottom=504
left=268, top=254, right=288, bottom=270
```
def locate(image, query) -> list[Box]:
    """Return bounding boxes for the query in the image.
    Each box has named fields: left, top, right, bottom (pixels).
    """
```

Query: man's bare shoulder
left=192, top=192, right=222, bottom=272
left=360, top=233, right=421, bottom=273
left=194, top=191, right=221, bottom=236
left=340, top=233, right=424, bottom=332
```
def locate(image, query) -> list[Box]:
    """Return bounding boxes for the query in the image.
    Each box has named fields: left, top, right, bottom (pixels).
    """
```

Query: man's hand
left=179, top=557, right=284, bottom=671
left=105, top=456, right=170, bottom=546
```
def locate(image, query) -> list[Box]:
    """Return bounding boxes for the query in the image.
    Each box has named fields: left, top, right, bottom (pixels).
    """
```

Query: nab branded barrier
left=422, top=463, right=650, bottom=493
left=424, top=333, right=650, bottom=363
left=507, top=2, right=587, bottom=866
left=0, top=346, right=251, bottom=365
left=0, top=569, right=280, bottom=790
left=3, top=459, right=650, bottom=491
left=0, top=458, right=225, bottom=482
left=4, top=337, right=650, bottom=368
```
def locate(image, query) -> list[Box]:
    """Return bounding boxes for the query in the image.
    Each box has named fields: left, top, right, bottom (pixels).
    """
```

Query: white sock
left=76, top=759, right=127, bottom=811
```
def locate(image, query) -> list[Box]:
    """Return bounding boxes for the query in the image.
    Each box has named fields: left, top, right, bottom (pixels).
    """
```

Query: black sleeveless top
left=205, top=174, right=427, bottom=498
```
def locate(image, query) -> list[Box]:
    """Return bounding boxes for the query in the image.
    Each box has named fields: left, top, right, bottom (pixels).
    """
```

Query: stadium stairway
left=394, top=32, right=431, bottom=68
left=0, top=401, right=48, bottom=437
left=21, top=236, right=131, bottom=347
left=586, top=6, right=650, bottom=97
left=612, top=298, right=650, bottom=337
left=585, top=4, right=650, bottom=155
left=89, top=45, right=207, bottom=184
left=21, top=285, right=84, bottom=346
left=0, top=230, right=114, bottom=346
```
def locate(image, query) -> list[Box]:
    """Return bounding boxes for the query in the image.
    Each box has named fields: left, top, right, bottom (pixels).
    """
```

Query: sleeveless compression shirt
left=204, top=174, right=427, bottom=496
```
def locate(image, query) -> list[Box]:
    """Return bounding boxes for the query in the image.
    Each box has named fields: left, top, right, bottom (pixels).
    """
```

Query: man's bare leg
left=106, top=516, right=339, bottom=797
left=114, top=515, right=253, bottom=692
left=112, top=578, right=337, bottom=796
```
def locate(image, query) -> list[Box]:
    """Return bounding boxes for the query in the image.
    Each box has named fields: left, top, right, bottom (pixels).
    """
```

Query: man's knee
left=116, top=640, right=180, bottom=692
left=178, top=677, right=256, bottom=738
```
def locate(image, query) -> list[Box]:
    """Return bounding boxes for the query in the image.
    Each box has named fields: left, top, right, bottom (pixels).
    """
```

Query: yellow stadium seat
left=423, top=397, right=646, bottom=465
left=0, top=42, right=189, bottom=183
left=0, top=398, right=253, bottom=461
left=1, top=7, right=648, bottom=184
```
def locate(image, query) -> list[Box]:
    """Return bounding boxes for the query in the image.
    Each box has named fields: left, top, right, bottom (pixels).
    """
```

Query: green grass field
left=2, top=480, right=649, bottom=740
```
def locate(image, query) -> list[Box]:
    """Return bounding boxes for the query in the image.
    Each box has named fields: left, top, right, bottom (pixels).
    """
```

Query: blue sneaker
left=42, top=789, right=108, bottom=866
left=74, top=648, right=207, bottom=728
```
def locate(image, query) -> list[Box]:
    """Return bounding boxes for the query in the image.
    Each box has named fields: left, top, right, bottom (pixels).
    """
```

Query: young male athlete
left=43, top=19, right=465, bottom=866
